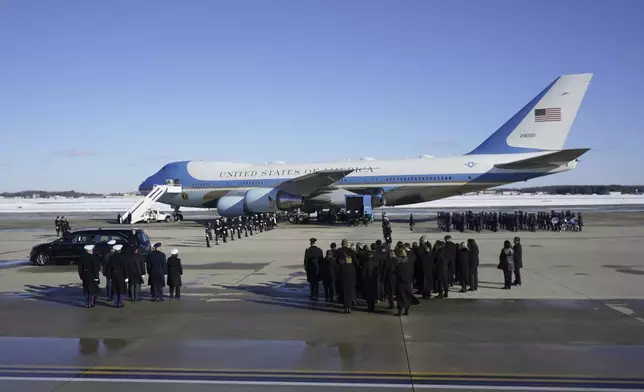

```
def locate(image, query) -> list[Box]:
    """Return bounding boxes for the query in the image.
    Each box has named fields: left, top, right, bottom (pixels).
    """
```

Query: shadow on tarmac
left=223, top=280, right=406, bottom=316
left=22, top=283, right=113, bottom=308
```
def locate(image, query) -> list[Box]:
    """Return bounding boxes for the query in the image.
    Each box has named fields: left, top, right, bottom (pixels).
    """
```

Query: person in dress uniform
left=109, top=244, right=129, bottom=308
left=78, top=245, right=100, bottom=308
left=167, top=248, right=184, bottom=299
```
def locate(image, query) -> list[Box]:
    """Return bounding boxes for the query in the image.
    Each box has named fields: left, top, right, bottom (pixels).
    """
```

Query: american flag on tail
left=534, top=107, right=562, bottom=122
left=268, top=196, right=275, bottom=209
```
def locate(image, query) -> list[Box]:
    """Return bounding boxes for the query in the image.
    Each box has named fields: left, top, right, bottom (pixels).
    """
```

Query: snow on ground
left=0, top=194, right=643, bottom=213
left=0, top=197, right=206, bottom=213
left=398, top=194, right=644, bottom=208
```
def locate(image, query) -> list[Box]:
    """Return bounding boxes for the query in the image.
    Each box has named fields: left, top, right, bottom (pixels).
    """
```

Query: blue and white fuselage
left=138, top=74, right=593, bottom=217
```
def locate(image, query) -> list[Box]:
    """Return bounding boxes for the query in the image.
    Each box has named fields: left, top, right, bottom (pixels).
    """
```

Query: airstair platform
left=121, top=184, right=182, bottom=224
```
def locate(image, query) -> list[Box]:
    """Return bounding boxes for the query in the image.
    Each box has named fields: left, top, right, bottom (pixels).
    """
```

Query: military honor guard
left=78, top=245, right=100, bottom=308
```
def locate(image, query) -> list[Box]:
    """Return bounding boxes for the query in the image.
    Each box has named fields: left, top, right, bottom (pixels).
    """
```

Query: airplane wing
left=275, top=169, right=354, bottom=197
left=494, top=148, right=590, bottom=170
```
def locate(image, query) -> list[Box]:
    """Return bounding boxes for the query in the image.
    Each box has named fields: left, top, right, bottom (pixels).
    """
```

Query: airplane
left=138, top=73, right=593, bottom=218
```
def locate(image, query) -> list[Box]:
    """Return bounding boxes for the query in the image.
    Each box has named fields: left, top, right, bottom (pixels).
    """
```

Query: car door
left=68, top=233, right=98, bottom=263
left=50, top=234, right=79, bottom=263
left=110, top=233, right=130, bottom=252
left=56, top=232, right=96, bottom=264
left=136, top=230, right=152, bottom=255
left=47, top=237, right=71, bottom=262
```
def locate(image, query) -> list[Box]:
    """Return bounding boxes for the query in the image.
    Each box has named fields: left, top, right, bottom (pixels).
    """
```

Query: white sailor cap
left=107, top=240, right=116, bottom=245
left=170, top=248, right=179, bottom=255
left=112, top=244, right=123, bottom=251
left=84, top=245, right=95, bottom=251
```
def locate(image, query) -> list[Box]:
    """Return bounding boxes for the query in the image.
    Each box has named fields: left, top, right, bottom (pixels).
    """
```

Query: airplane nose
left=138, top=178, right=152, bottom=195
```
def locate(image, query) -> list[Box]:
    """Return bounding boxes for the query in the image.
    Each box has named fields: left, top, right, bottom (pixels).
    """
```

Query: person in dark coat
left=467, top=239, right=479, bottom=291
left=362, top=244, right=381, bottom=312
left=108, top=245, right=129, bottom=308
left=304, top=238, right=323, bottom=300
left=382, top=249, right=398, bottom=309
left=355, top=243, right=368, bottom=297
left=404, top=242, right=416, bottom=290
left=339, top=239, right=357, bottom=306
left=146, top=243, right=167, bottom=301
left=434, top=241, right=449, bottom=298
left=101, top=240, right=116, bottom=301
left=412, top=242, right=422, bottom=292
left=457, top=243, right=470, bottom=293
left=373, top=241, right=387, bottom=301
left=320, top=249, right=336, bottom=302
left=395, top=247, right=414, bottom=316
left=498, top=240, right=515, bottom=289
left=418, top=236, right=430, bottom=292
left=330, top=242, right=343, bottom=303
left=513, top=237, right=523, bottom=286
left=78, top=245, right=101, bottom=308
left=126, top=247, right=144, bottom=301
left=420, top=242, right=434, bottom=299
left=167, top=248, right=184, bottom=299
left=338, top=245, right=357, bottom=314
left=444, top=235, right=457, bottom=286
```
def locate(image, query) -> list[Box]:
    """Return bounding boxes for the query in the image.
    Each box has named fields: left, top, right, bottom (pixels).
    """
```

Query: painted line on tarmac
left=605, top=303, right=644, bottom=325
left=3, top=366, right=644, bottom=382
left=605, top=304, right=635, bottom=316
left=2, top=368, right=644, bottom=390
left=1, top=377, right=644, bottom=391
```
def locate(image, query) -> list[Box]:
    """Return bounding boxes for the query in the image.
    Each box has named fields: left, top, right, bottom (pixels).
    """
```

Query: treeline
left=499, top=185, right=643, bottom=195
left=0, top=190, right=109, bottom=198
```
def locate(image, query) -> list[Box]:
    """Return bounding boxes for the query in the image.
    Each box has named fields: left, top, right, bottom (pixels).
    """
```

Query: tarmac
left=1, top=212, right=644, bottom=391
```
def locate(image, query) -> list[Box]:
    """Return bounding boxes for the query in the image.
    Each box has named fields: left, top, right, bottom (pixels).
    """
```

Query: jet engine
left=216, top=188, right=303, bottom=217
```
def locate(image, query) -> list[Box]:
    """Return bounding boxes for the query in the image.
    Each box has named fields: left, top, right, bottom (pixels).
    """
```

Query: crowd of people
left=204, top=213, right=278, bottom=246
left=436, top=210, right=584, bottom=233
left=54, top=216, right=71, bottom=237
left=339, top=210, right=373, bottom=226
left=76, top=241, right=183, bottom=308
left=303, top=235, right=524, bottom=316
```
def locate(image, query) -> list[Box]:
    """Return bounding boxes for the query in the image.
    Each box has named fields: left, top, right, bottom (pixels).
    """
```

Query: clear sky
left=1, top=0, right=643, bottom=193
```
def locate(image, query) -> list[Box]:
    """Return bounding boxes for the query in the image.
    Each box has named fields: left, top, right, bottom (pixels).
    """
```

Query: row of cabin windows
left=186, top=176, right=471, bottom=188
left=339, top=176, right=456, bottom=182
left=190, top=181, right=268, bottom=188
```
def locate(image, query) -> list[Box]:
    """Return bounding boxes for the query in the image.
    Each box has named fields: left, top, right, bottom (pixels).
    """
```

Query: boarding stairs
left=122, top=183, right=182, bottom=224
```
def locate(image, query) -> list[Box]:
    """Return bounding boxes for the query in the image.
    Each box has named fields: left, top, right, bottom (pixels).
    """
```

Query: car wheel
left=297, top=215, right=306, bottom=224
left=147, top=218, right=152, bottom=223
left=288, top=216, right=296, bottom=224
left=165, top=216, right=171, bottom=222
left=35, top=253, right=49, bottom=266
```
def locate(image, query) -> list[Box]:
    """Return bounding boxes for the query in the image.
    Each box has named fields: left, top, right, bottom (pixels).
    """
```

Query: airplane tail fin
left=467, top=73, right=593, bottom=155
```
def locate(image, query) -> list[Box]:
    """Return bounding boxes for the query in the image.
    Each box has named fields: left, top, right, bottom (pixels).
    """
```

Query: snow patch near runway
left=0, top=197, right=206, bottom=213
left=397, top=194, right=644, bottom=209
left=0, top=194, right=642, bottom=213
